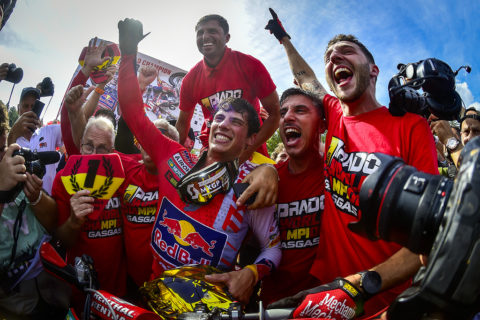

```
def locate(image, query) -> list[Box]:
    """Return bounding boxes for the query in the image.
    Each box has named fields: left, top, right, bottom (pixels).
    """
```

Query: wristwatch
left=445, top=137, right=460, bottom=152
left=358, top=271, right=382, bottom=299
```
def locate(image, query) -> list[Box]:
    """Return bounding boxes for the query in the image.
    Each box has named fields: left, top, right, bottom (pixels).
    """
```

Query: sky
left=0, top=0, right=479, bottom=122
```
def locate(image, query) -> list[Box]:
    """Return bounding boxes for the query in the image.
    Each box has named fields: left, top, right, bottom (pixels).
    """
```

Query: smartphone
left=32, top=99, right=45, bottom=118
left=233, top=182, right=257, bottom=206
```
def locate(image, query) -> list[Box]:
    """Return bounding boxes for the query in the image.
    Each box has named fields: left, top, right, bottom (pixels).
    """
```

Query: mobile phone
left=32, top=99, right=45, bottom=118
left=233, top=182, right=257, bottom=206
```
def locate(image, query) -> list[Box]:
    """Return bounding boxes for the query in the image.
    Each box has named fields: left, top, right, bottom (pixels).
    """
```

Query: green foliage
left=8, top=106, right=18, bottom=128
left=266, top=130, right=281, bottom=156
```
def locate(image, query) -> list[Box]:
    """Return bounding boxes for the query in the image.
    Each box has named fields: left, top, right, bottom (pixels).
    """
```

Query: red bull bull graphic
left=151, top=198, right=227, bottom=267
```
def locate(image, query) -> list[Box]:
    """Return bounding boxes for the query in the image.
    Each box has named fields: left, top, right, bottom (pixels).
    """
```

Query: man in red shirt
left=261, top=87, right=326, bottom=305
left=52, top=115, right=127, bottom=309
left=266, top=11, right=437, bottom=319
left=175, top=14, right=280, bottom=161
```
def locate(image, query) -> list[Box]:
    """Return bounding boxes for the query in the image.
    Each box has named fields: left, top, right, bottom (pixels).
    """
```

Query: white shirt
left=16, top=124, right=63, bottom=195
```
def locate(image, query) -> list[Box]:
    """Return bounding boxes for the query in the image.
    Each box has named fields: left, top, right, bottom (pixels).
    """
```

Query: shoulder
left=186, top=61, right=204, bottom=77
left=41, top=123, right=61, bottom=133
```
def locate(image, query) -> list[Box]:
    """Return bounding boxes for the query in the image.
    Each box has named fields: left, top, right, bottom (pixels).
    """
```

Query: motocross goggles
left=176, top=152, right=238, bottom=205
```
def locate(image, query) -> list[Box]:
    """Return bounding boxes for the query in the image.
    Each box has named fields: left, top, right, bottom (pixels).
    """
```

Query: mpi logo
left=151, top=198, right=227, bottom=268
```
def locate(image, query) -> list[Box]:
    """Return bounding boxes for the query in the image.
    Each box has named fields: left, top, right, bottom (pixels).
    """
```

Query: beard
left=327, top=63, right=371, bottom=103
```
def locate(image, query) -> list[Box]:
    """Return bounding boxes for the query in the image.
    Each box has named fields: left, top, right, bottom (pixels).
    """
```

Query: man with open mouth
left=265, top=9, right=438, bottom=319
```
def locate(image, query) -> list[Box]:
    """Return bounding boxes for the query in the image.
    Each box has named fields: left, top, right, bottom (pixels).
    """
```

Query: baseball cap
left=20, top=87, right=40, bottom=101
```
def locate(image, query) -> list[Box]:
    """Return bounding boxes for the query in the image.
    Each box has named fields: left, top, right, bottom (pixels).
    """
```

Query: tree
left=266, top=130, right=281, bottom=156
left=8, top=105, right=18, bottom=128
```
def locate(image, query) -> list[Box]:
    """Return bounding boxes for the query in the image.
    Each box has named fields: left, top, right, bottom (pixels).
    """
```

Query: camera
left=37, top=77, right=54, bottom=97
left=348, top=137, right=480, bottom=319
left=0, top=148, right=60, bottom=203
left=5, top=63, right=23, bottom=84
left=13, top=148, right=56, bottom=179
left=388, top=58, right=468, bottom=120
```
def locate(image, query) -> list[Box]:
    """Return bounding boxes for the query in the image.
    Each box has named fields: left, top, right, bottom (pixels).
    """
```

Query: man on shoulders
left=176, top=14, right=280, bottom=161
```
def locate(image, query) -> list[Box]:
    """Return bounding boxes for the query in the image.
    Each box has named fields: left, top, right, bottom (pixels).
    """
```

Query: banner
left=67, top=38, right=204, bottom=154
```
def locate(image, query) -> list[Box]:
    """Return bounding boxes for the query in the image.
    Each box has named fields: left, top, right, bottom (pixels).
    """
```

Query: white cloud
left=468, top=102, right=480, bottom=112
left=456, top=82, right=475, bottom=107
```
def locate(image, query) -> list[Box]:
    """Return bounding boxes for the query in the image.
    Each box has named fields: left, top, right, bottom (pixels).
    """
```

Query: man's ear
left=245, top=133, right=256, bottom=149
left=370, top=64, right=379, bottom=78
left=225, top=33, right=231, bottom=44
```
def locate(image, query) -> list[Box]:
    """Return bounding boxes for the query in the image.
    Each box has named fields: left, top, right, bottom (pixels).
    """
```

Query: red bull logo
left=152, top=198, right=227, bottom=267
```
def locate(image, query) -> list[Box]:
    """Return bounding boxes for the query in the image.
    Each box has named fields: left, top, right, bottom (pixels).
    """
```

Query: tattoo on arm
left=301, top=79, right=328, bottom=99
left=295, top=70, right=307, bottom=77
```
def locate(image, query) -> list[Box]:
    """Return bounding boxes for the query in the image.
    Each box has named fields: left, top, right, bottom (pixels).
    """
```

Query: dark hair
left=94, top=108, right=116, bottom=128
left=326, top=34, right=375, bottom=64
left=0, top=101, right=9, bottom=136
left=196, top=14, right=229, bottom=34
left=215, top=97, right=260, bottom=137
left=280, top=87, right=324, bottom=118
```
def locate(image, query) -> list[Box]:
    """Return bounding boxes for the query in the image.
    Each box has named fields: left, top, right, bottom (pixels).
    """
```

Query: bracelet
left=30, top=190, right=43, bottom=206
left=244, top=264, right=259, bottom=283
left=94, top=87, right=105, bottom=95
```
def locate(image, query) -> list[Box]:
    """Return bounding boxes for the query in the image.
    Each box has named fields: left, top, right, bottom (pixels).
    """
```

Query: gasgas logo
left=151, top=198, right=227, bottom=267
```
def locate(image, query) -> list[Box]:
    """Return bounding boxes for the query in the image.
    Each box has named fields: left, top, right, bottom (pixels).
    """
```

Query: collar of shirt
left=202, top=46, right=232, bottom=78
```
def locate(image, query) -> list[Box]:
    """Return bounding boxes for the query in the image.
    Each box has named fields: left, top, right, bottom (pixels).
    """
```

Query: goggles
left=176, top=152, right=238, bottom=205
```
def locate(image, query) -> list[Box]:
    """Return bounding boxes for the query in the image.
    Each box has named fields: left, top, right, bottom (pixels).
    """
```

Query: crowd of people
left=0, top=8, right=479, bottom=320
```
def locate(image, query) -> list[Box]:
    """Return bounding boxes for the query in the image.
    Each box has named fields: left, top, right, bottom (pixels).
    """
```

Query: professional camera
left=0, top=148, right=59, bottom=203
left=5, top=63, right=23, bottom=84
left=37, top=77, right=54, bottom=97
left=349, top=137, right=480, bottom=319
left=388, top=58, right=470, bottom=120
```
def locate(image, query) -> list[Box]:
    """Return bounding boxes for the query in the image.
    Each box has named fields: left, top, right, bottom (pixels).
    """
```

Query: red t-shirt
left=120, top=160, right=159, bottom=286
left=261, top=157, right=324, bottom=305
left=179, top=47, right=276, bottom=154
left=52, top=171, right=126, bottom=297
left=311, top=95, right=438, bottom=318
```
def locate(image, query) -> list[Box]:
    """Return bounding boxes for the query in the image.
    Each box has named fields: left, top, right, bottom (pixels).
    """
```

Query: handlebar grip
left=262, top=309, right=294, bottom=320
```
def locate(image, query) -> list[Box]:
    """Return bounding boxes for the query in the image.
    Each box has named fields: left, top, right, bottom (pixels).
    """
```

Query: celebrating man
left=175, top=14, right=280, bottom=161
left=117, top=18, right=281, bottom=304
left=266, top=10, right=437, bottom=319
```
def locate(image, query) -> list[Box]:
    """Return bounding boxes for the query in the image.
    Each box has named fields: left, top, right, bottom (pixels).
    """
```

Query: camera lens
left=353, top=153, right=453, bottom=254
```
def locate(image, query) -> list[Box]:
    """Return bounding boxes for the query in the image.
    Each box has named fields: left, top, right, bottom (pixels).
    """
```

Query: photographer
left=8, top=86, right=62, bottom=194
left=265, top=10, right=437, bottom=319
left=0, top=103, right=69, bottom=318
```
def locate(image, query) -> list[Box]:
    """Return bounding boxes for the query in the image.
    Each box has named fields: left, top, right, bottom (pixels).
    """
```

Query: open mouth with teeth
left=284, top=127, right=301, bottom=144
left=334, top=67, right=353, bottom=85
left=214, top=133, right=231, bottom=143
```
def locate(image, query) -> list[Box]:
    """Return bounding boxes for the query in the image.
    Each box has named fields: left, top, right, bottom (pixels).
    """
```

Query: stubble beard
left=328, top=63, right=371, bottom=103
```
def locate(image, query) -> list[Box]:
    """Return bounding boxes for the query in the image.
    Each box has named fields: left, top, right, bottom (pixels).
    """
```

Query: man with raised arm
left=116, top=18, right=281, bottom=304
left=265, top=9, right=438, bottom=319
left=175, top=14, right=280, bottom=161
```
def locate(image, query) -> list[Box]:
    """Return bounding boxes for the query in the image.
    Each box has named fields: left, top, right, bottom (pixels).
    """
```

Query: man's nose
left=330, top=50, right=343, bottom=64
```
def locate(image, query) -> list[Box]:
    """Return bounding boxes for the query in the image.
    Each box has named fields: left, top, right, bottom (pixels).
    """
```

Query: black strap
left=9, top=199, right=27, bottom=267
